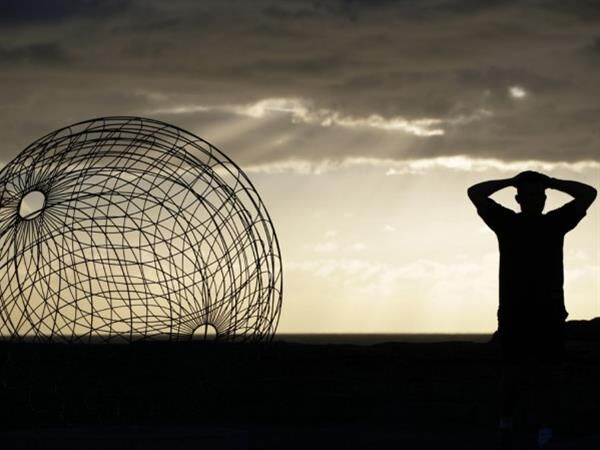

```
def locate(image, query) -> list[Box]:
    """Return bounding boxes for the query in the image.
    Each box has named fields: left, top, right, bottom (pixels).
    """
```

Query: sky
left=0, top=0, right=598, bottom=333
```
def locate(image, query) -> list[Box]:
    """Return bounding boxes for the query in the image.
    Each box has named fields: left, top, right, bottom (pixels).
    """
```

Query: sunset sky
left=0, top=0, right=598, bottom=333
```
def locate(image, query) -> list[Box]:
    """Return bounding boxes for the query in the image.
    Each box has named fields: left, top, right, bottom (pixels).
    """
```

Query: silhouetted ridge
left=565, top=317, right=600, bottom=341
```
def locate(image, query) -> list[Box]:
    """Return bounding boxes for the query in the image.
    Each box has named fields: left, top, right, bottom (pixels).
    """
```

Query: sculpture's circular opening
left=193, top=323, right=218, bottom=341
left=18, top=190, right=46, bottom=220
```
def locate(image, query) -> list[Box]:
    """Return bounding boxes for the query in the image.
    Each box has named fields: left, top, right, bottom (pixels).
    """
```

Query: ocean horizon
left=1, top=333, right=494, bottom=345
left=274, top=333, right=493, bottom=345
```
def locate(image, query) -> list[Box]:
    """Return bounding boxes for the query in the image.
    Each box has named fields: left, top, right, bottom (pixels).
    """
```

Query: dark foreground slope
left=0, top=322, right=599, bottom=449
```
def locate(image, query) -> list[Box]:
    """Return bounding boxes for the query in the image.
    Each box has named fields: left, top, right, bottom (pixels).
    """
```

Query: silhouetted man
left=468, top=171, right=596, bottom=449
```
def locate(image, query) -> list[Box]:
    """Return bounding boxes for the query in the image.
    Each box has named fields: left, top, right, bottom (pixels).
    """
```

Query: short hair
left=515, top=172, right=546, bottom=195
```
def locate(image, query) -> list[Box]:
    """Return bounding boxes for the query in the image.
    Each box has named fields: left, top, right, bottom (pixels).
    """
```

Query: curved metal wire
left=0, top=117, right=283, bottom=343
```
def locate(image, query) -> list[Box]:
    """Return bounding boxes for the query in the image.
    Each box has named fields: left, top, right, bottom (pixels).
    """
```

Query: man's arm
left=547, top=177, right=597, bottom=210
left=468, top=177, right=516, bottom=232
left=467, top=177, right=515, bottom=208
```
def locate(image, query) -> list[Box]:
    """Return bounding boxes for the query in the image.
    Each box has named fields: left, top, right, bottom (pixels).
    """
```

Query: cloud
left=382, top=156, right=600, bottom=175
left=153, top=97, right=446, bottom=136
left=229, top=155, right=600, bottom=176
left=350, top=242, right=368, bottom=252
left=0, top=43, right=69, bottom=65
left=0, top=0, right=132, bottom=24
left=0, top=0, right=598, bottom=166
left=286, top=255, right=496, bottom=299
left=508, top=86, right=527, bottom=99
left=312, top=241, right=338, bottom=253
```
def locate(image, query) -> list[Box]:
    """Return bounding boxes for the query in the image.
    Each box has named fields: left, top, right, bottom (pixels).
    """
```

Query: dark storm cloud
left=0, top=0, right=131, bottom=24
left=586, top=37, right=600, bottom=54
left=0, top=43, right=69, bottom=65
left=0, top=0, right=598, bottom=166
left=331, top=0, right=516, bottom=16
left=541, top=0, right=600, bottom=20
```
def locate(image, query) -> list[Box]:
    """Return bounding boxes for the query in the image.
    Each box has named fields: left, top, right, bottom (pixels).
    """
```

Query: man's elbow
left=586, top=186, right=597, bottom=205
left=577, top=185, right=597, bottom=210
left=467, top=186, right=480, bottom=203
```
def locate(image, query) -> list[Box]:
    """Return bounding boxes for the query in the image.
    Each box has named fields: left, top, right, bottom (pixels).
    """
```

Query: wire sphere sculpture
left=0, top=117, right=283, bottom=343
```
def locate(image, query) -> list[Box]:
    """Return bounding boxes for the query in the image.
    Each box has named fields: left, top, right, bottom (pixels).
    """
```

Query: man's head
left=514, top=171, right=548, bottom=215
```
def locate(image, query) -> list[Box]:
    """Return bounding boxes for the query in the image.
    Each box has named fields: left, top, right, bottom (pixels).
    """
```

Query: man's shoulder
left=477, top=198, right=517, bottom=217
left=544, top=200, right=588, bottom=233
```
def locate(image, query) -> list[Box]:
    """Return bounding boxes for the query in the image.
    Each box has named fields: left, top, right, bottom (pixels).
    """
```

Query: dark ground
left=0, top=332, right=599, bottom=449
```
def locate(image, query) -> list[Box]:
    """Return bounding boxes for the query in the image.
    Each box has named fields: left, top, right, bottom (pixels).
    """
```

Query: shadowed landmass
left=0, top=318, right=599, bottom=449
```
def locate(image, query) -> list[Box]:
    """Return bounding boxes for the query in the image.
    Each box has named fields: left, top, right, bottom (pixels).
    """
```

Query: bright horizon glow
left=242, top=156, right=600, bottom=175
left=259, top=163, right=599, bottom=334
left=0, top=131, right=598, bottom=335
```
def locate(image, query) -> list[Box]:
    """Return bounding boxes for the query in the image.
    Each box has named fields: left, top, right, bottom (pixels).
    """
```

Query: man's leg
left=500, top=362, right=519, bottom=426
left=498, top=362, right=521, bottom=450
left=533, top=350, right=564, bottom=447
left=497, top=329, right=528, bottom=449
left=532, top=362, right=556, bottom=425
left=526, top=330, right=565, bottom=448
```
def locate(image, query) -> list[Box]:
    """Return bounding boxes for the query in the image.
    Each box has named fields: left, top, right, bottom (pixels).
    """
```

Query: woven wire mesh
left=0, top=117, right=283, bottom=343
